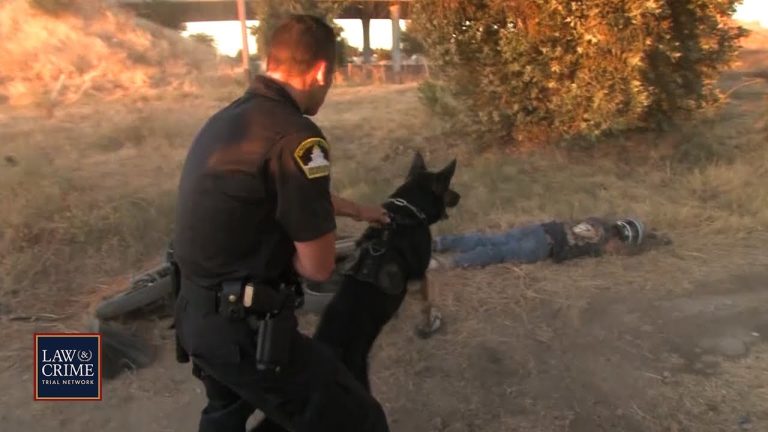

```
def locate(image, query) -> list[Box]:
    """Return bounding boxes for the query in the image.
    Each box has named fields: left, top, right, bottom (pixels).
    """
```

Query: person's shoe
left=615, top=218, right=645, bottom=246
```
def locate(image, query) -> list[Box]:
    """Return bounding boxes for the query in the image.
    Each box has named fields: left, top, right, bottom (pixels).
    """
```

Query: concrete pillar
left=389, top=2, right=402, bottom=82
left=236, top=0, right=251, bottom=83
left=362, top=17, right=372, bottom=64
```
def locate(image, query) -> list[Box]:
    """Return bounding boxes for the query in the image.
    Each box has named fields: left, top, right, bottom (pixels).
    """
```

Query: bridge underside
left=119, top=1, right=411, bottom=73
left=121, top=1, right=412, bottom=22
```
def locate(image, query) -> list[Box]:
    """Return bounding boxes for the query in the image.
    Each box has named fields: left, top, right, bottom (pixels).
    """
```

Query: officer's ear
left=314, top=61, right=331, bottom=87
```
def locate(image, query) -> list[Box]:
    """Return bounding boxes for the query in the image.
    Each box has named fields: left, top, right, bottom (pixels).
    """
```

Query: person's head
left=265, top=15, right=336, bottom=116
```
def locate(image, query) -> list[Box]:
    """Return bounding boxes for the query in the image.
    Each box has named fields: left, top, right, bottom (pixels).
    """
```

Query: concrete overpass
left=118, top=0, right=413, bottom=22
left=118, top=0, right=413, bottom=69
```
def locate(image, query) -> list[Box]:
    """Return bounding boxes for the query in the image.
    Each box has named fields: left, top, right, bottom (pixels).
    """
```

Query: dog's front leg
left=415, top=275, right=442, bottom=339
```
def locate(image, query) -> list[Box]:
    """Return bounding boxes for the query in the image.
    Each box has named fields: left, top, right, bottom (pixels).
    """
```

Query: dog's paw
left=415, top=308, right=443, bottom=339
left=428, top=255, right=455, bottom=270
left=428, top=258, right=439, bottom=271
left=406, top=279, right=423, bottom=293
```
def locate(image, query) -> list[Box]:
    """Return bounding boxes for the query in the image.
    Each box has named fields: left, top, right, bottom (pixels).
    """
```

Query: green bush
left=418, top=80, right=458, bottom=118
left=401, top=30, right=426, bottom=57
left=411, top=0, right=747, bottom=146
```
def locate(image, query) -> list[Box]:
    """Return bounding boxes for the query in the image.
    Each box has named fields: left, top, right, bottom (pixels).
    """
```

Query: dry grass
left=0, top=4, right=765, bottom=316
left=0, top=8, right=767, bottom=431
left=0, top=100, right=212, bottom=311
left=0, top=0, right=221, bottom=114
left=1, top=43, right=766, bottom=316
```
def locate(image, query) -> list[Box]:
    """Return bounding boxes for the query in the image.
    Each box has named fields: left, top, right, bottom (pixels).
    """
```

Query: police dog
left=313, top=152, right=459, bottom=391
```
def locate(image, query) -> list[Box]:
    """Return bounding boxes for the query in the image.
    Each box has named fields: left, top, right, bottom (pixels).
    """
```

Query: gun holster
left=252, top=311, right=298, bottom=372
left=215, top=279, right=300, bottom=371
left=218, top=280, right=292, bottom=319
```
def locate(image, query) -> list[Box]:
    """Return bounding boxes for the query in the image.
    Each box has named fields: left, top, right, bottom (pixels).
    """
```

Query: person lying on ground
left=430, top=217, right=670, bottom=269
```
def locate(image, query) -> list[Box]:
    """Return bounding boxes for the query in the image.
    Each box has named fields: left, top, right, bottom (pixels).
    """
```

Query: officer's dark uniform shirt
left=174, top=75, right=336, bottom=287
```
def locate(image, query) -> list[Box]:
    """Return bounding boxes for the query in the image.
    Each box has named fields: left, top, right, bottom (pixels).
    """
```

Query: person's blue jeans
left=434, top=224, right=552, bottom=268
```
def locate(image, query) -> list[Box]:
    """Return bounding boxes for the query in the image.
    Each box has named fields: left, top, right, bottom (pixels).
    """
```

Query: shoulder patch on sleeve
left=294, top=137, right=331, bottom=179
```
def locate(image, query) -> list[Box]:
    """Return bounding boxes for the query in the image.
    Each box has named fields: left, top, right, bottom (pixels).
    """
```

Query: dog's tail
left=89, top=319, right=156, bottom=380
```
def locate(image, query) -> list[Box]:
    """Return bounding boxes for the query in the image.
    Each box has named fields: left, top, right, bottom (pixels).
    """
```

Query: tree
left=373, top=48, right=392, bottom=62
left=411, top=0, right=747, bottom=146
left=401, top=30, right=426, bottom=57
left=188, top=33, right=215, bottom=48
left=344, top=43, right=361, bottom=59
left=336, top=35, right=359, bottom=65
left=250, top=0, right=348, bottom=67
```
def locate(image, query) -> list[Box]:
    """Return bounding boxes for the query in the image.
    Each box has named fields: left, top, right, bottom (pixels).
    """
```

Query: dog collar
left=385, top=198, right=427, bottom=222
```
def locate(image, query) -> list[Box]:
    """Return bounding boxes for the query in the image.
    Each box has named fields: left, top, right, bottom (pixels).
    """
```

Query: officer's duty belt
left=181, top=280, right=303, bottom=320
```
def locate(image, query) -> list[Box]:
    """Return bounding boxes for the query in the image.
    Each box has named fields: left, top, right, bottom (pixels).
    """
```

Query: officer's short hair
left=267, top=15, right=336, bottom=76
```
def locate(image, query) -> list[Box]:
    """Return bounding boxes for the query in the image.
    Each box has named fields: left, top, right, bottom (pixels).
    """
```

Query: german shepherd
left=313, top=152, right=460, bottom=391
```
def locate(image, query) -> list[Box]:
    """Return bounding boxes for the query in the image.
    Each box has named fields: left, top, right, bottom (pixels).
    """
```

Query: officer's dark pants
left=175, top=282, right=390, bottom=432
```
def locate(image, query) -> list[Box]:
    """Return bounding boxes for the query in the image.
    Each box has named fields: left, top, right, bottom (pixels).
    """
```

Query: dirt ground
left=1, top=37, right=767, bottom=432
left=2, top=235, right=767, bottom=432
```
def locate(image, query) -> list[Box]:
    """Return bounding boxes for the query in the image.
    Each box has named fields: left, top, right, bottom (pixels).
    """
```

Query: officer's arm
left=331, top=193, right=390, bottom=224
left=331, top=194, right=361, bottom=219
left=274, top=134, right=337, bottom=282
left=293, top=232, right=336, bottom=281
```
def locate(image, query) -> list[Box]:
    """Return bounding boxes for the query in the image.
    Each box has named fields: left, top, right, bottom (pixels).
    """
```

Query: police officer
left=173, top=15, right=390, bottom=432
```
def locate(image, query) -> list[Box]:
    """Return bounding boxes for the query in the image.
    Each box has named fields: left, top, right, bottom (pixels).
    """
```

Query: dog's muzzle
left=442, top=190, right=460, bottom=219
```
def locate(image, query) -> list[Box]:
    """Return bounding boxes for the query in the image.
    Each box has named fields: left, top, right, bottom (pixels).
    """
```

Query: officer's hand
left=355, top=205, right=390, bottom=225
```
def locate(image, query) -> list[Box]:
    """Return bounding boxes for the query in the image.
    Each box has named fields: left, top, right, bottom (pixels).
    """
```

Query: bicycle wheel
left=95, top=264, right=174, bottom=320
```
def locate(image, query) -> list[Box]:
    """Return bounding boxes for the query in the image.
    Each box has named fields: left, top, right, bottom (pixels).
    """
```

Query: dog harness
left=339, top=198, right=428, bottom=295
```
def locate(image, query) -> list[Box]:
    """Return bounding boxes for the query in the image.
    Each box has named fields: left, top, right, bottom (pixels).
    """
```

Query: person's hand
left=354, top=205, right=390, bottom=225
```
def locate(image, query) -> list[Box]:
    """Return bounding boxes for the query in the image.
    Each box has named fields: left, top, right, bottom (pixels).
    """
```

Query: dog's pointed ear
left=407, top=152, right=427, bottom=179
left=437, top=159, right=457, bottom=182
left=433, top=159, right=457, bottom=192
